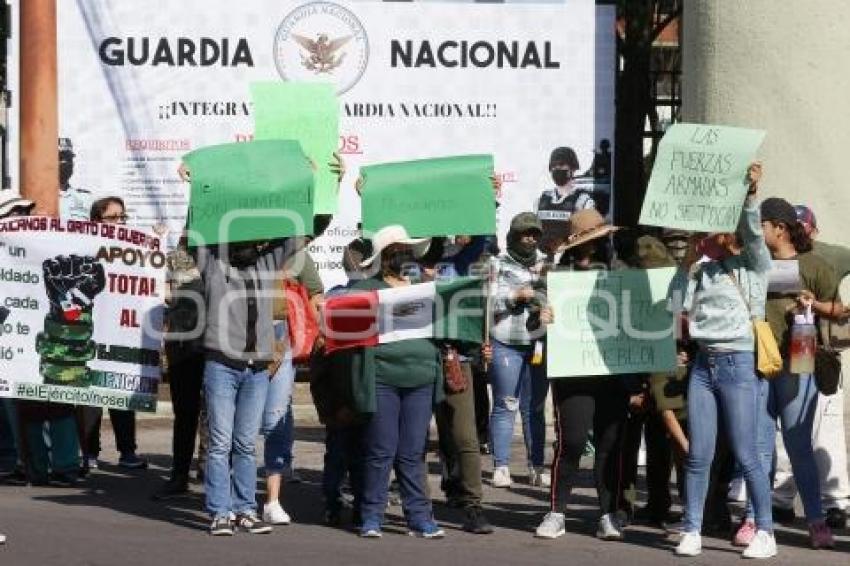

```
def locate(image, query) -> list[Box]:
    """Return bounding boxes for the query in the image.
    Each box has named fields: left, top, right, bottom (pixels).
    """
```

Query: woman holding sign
left=671, top=164, right=778, bottom=559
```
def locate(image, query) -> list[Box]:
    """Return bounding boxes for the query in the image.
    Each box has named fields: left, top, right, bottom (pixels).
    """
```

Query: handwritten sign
left=546, top=268, right=678, bottom=377
left=360, top=155, right=496, bottom=238
left=184, top=140, right=314, bottom=246
left=639, top=123, right=765, bottom=232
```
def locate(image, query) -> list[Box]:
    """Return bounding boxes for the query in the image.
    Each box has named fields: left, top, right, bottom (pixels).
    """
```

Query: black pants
left=620, top=411, right=676, bottom=521
left=549, top=379, right=628, bottom=515
left=472, top=364, right=490, bottom=446
left=323, top=424, right=364, bottom=516
left=78, top=407, right=136, bottom=457
left=168, top=351, right=205, bottom=479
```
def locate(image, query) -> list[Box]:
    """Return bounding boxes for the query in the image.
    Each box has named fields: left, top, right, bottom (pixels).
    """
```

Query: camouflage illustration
left=36, top=255, right=106, bottom=387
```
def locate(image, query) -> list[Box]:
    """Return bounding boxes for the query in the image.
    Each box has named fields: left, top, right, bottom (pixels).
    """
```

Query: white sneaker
left=262, top=501, right=292, bottom=525
left=742, top=530, right=777, bottom=559
left=492, top=466, right=512, bottom=488
left=535, top=512, right=566, bottom=539
left=675, top=532, right=702, bottom=556
left=596, top=513, right=624, bottom=541
left=528, top=467, right=551, bottom=488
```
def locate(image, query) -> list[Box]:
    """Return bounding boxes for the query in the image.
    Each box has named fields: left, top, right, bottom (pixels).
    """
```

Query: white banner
left=57, top=0, right=614, bottom=288
left=0, top=217, right=165, bottom=411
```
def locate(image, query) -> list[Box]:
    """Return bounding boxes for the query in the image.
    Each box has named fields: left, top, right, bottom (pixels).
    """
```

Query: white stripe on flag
left=377, top=282, right=436, bottom=344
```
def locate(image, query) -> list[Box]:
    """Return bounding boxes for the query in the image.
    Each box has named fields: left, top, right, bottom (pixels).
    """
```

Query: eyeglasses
left=101, top=214, right=129, bottom=223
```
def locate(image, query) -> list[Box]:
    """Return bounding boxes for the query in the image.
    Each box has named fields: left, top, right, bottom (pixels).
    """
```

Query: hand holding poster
left=184, top=140, right=315, bottom=246
left=639, top=124, right=766, bottom=232
left=251, top=82, right=340, bottom=215
left=360, top=155, right=497, bottom=238
left=546, top=268, right=677, bottom=377
left=0, top=217, right=166, bottom=411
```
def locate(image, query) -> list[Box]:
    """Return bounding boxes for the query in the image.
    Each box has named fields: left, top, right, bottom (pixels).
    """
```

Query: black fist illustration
left=42, top=255, right=106, bottom=322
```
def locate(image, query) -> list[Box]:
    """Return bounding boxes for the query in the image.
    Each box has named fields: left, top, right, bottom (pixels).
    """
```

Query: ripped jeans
left=488, top=340, right=548, bottom=468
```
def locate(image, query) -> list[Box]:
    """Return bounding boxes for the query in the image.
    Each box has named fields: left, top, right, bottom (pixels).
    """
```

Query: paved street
left=1, top=390, right=848, bottom=566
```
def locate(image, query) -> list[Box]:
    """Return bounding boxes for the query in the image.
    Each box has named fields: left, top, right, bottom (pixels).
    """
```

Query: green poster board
left=184, top=140, right=314, bottom=246
left=251, top=82, right=339, bottom=215
left=639, top=123, right=766, bottom=232
left=547, top=268, right=678, bottom=377
left=360, top=155, right=496, bottom=238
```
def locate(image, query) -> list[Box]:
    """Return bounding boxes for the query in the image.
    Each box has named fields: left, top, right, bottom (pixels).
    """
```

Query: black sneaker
left=825, top=508, right=847, bottom=530
left=118, top=453, right=148, bottom=470
left=49, top=472, right=78, bottom=488
left=235, top=512, right=272, bottom=534
left=772, top=505, right=796, bottom=525
left=463, top=506, right=494, bottom=535
left=152, top=478, right=190, bottom=501
left=209, top=516, right=234, bottom=536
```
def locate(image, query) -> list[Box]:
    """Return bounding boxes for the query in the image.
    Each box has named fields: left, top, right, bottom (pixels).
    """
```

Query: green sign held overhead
left=639, top=123, right=766, bottom=232
left=360, top=155, right=496, bottom=238
left=251, top=82, right=340, bottom=215
left=184, top=140, right=314, bottom=246
left=547, top=268, right=678, bottom=378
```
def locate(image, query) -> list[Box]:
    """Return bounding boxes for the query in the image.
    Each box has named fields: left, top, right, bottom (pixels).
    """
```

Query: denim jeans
left=361, top=382, right=435, bottom=528
left=743, top=377, right=778, bottom=520
left=684, top=351, right=773, bottom=533
left=203, top=360, right=270, bottom=518
left=488, top=340, right=547, bottom=468
left=764, top=371, right=822, bottom=522
left=262, top=322, right=296, bottom=474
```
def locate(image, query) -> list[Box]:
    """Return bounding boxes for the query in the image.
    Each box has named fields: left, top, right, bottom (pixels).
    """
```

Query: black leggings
left=549, top=379, right=628, bottom=515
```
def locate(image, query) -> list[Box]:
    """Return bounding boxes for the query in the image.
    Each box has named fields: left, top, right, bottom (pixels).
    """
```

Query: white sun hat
left=359, top=224, right=431, bottom=268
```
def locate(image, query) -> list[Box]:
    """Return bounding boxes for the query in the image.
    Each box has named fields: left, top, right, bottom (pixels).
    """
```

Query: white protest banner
left=547, top=268, right=678, bottom=378
left=639, top=123, right=766, bottom=232
left=0, top=217, right=165, bottom=412
left=54, top=0, right=614, bottom=288
left=767, top=259, right=802, bottom=294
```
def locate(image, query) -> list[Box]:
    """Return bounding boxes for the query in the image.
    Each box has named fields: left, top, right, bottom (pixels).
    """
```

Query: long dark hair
left=788, top=221, right=813, bottom=254
left=90, top=196, right=125, bottom=222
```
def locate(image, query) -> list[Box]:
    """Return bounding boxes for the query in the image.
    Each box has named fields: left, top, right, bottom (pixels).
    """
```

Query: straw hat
left=560, top=209, right=619, bottom=251
left=359, top=224, right=431, bottom=267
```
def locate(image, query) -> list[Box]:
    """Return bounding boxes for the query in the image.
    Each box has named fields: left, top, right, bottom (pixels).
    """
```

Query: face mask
left=551, top=169, right=572, bottom=187
left=227, top=243, right=260, bottom=269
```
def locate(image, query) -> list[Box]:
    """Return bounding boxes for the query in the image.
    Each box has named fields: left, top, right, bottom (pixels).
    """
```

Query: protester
left=782, top=204, right=850, bottom=529
left=152, top=233, right=205, bottom=500
left=262, top=242, right=323, bottom=525
left=535, top=209, right=636, bottom=541
left=488, top=212, right=550, bottom=489
left=535, top=147, right=596, bottom=256
left=745, top=197, right=845, bottom=549
left=670, top=163, right=777, bottom=559
left=419, top=237, right=494, bottom=535
left=342, top=225, right=444, bottom=538
left=76, top=197, right=147, bottom=471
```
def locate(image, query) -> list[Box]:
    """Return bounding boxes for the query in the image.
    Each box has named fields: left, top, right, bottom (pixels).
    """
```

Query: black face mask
left=551, top=169, right=572, bottom=187
left=227, top=243, right=260, bottom=269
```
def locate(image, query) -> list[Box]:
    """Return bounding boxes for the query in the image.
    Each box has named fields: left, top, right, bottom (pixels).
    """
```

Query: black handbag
left=815, top=315, right=843, bottom=395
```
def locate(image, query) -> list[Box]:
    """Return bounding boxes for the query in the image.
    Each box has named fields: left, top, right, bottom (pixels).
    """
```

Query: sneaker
left=118, top=453, right=148, bottom=470
left=742, top=530, right=777, bottom=559
left=85, top=456, right=99, bottom=470
left=409, top=521, right=445, bottom=539
left=528, top=467, right=551, bottom=488
left=234, top=512, right=273, bottom=534
left=152, top=478, right=189, bottom=501
left=360, top=520, right=382, bottom=538
left=209, top=516, right=234, bottom=536
left=282, top=465, right=302, bottom=484
left=675, top=532, right=702, bottom=556
left=808, top=520, right=835, bottom=549
left=49, top=472, right=78, bottom=488
left=825, top=508, right=847, bottom=530
left=596, top=513, right=624, bottom=541
left=772, top=505, right=795, bottom=525
left=462, top=506, right=494, bottom=535
left=0, top=532, right=5, bottom=544
left=733, top=518, right=757, bottom=547
left=262, top=501, right=291, bottom=525
left=535, top=512, right=566, bottom=539
left=492, top=466, right=512, bottom=488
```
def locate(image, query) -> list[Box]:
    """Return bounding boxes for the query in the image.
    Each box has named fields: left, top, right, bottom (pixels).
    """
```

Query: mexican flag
left=322, top=277, right=485, bottom=353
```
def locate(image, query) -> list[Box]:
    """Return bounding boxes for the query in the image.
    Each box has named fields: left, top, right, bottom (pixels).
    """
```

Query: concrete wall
left=682, top=0, right=850, bottom=247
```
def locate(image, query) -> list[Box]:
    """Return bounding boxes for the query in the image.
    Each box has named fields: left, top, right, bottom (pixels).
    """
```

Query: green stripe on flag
left=434, top=276, right=486, bottom=343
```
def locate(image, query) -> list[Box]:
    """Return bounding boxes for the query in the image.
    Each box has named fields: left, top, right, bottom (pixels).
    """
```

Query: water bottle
left=789, top=312, right=816, bottom=375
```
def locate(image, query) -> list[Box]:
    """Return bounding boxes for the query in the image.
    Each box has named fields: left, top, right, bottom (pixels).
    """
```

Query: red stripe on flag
left=322, top=290, right=380, bottom=353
